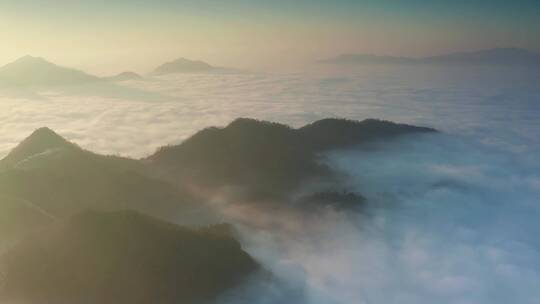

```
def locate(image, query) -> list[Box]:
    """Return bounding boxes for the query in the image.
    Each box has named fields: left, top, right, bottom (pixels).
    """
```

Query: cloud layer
left=214, top=133, right=540, bottom=304
left=1, top=66, right=539, bottom=159
left=1, top=65, right=539, bottom=303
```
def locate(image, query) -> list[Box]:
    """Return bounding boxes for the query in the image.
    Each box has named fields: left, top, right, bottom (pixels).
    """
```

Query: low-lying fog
left=1, top=65, right=539, bottom=303
left=211, top=131, right=540, bottom=304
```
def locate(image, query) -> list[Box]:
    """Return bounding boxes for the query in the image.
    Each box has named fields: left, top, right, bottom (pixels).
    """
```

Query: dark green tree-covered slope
left=0, top=210, right=259, bottom=304
left=148, top=118, right=435, bottom=198
left=0, top=128, right=210, bottom=241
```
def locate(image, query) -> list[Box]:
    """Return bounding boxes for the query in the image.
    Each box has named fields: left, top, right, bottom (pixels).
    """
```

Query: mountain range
left=0, top=56, right=101, bottom=86
left=0, top=56, right=222, bottom=87
left=321, top=48, right=540, bottom=66
left=0, top=118, right=435, bottom=240
left=0, top=117, right=436, bottom=303
left=1, top=48, right=536, bottom=87
left=148, top=118, right=435, bottom=201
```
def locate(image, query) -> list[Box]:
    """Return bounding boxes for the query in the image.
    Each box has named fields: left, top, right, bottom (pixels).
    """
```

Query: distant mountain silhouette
left=0, top=118, right=440, bottom=304
left=321, top=48, right=540, bottom=66
left=0, top=56, right=101, bottom=86
left=104, top=71, right=143, bottom=82
left=0, top=128, right=213, bottom=241
left=148, top=118, right=435, bottom=199
left=321, top=54, right=412, bottom=65
left=152, top=58, right=223, bottom=75
left=0, top=210, right=259, bottom=304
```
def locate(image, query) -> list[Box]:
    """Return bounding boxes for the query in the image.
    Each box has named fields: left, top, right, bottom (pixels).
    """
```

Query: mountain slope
left=0, top=210, right=259, bottom=304
left=0, top=118, right=436, bottom=242
left=0, top=56, right=101, bottom=86
left=0, top=128, right=212, bottom=241
left=148, top=118, right=435, bottom=198
left=0, top=127, right=78, bottom=166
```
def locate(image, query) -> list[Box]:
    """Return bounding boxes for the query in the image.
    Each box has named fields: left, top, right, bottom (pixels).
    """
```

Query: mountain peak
left=105, top=71, right=143, bottom=82
left=0, top=56, right=99, bottom=86
left=1, top=127, right=77, bottom=166
left=13, top=55, right=50, bottom=64
left=116, top=71, right=141, bottom=78
left=152, top=57, right=216, bottom=75
left=3, top=56, right=60, bottom=72
left=29, top=127, right=65, bottom=141
left=171, top=57, right=212, bottom=66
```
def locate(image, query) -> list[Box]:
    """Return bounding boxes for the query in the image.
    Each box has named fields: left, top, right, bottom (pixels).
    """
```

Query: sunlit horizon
left=1, top=0, right=539, bottom=74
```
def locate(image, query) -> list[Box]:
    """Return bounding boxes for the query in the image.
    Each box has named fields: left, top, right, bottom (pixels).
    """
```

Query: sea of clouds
left=2, top=65, right=538, bottom=159
left=1, top=65, right=539, bottom=303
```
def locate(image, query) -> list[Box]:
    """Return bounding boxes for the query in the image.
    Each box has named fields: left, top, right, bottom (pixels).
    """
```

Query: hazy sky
left=1, top=0, right=539, bottom=74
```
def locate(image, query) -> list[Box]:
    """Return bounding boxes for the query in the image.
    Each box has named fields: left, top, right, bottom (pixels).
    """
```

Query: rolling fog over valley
left=1, top=64, right=539, bottom=159
left=1, top=59, right=539, bottom=303
left=2, top=1, right=540, bottom=301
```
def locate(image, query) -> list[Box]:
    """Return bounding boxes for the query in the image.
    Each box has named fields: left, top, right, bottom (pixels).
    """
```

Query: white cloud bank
left=219, top=133, right=540, bottom=304
left=1, top=66, right=538, bottom=159
left=1, top=65, right=539, bottom=303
